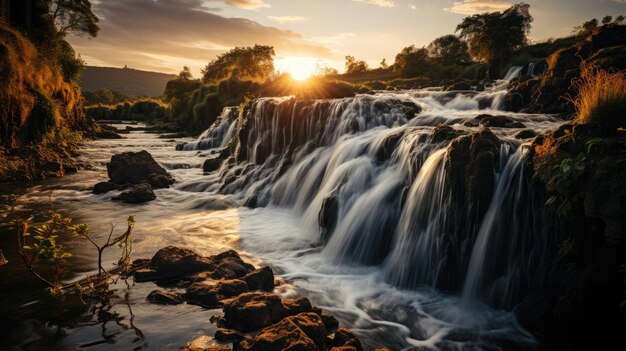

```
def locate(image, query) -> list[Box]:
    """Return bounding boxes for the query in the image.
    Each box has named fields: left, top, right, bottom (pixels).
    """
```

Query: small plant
left=571, top=68, right=626, bottom=132
left=545, top=153, right=587, bottom=216
left=15, top=209, right=135, bottom=295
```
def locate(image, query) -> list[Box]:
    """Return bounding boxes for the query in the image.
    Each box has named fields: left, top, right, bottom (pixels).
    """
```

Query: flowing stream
left=0, top=80, right=564, bottom=350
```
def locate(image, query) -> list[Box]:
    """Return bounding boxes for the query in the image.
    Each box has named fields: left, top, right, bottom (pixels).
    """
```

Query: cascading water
left=177, top=82, right=563, bottom=349
left=503, top=65, right=524, bottom=81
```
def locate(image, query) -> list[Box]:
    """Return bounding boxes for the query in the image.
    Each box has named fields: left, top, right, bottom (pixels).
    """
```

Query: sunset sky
left=69, top=0, right=626, bottom=77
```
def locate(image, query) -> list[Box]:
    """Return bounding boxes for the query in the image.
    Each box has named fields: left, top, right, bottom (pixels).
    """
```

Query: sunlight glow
left=275, top=56, right=320, bottom=81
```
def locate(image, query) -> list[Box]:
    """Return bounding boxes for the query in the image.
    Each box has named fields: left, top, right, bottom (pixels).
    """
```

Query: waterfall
left=527, top=62, right=537, bottom=77
left=179, top=82, right=562, bottom=311
left=503, top=66, right=524, bottom=81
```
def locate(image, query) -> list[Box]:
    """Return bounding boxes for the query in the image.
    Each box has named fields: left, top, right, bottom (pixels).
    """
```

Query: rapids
left=0, top=79, right=564, bottom=350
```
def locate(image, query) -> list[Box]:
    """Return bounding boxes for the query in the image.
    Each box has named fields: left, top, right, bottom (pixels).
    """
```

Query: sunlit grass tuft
left=572, top=68, right=626, bottom=130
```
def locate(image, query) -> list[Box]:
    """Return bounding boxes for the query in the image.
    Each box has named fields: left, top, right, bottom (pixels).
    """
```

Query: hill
left=80, top=66, right=178, bottom=97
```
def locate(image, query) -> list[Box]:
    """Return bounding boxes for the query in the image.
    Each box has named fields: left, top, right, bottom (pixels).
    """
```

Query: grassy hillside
left=80, top=66, right=177, bottom=97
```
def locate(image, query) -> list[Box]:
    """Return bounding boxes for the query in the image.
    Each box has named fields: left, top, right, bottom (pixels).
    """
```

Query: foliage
left=315, top=64, right=339, bottom=77
left=163, top=77, right=203, bottom=119
left=427, top=35, right=470, bottom=64
left=572, top=68, right=626, bottom=132
left=85, top=99, right=168, bottom=122
left=393, top=45, right=430, bottom=77
left=545, top=153, right=587, bottom=216
left=456, top=3, right=533, bottom=66
left=345, top=55, right=369, bottom=74
left=380, top=59, right=389, bottom=69
left=83, top=88, right=136, bottom=106
left=15, top=209, right=135, bottom=294
left=48, top=0, right=100, bottom=38
left=201, top=45, right=275, bottom=84
left=178, top=66, right=193, bottom=80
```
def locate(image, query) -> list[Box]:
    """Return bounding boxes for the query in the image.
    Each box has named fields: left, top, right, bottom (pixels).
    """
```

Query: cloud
left=267, top=15, right=307, bottom=24
left=446, top=0, right=512, bottom=15
left=67, top=0, right=330, bottom=74
left=408, top=4, right=417, bottom=10
left=351, top=0, right=396, bottom=8
left=223, top=0, right=271, bottom=10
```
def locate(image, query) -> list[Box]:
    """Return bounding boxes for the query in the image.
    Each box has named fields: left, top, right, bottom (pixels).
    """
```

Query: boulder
left=134, top=268, right=163, bottom=282
left=203, top=157, right=224, bottom=173
left=185, top=283, right=221, bottom=307
left=215, top=328, right=246, bottom=343
left=107, top=150, right=173, bottom=185
left=220, top=293, right=287, bottom=332
left=283, top=297, right=314, bottom=316
left=150, top=246, right=216, bottom=279
left=320, top=312, right=339, bottom=332
left=329, top=328, right=363, bottom=351
left=112, top=183, right=156, bottom=203
left=432, top=125, right=462, bottom=143
left=473, top=114, right=525, bottom=129
left=514, top=129, right=538, bottom=140
left=244, top=266, right=275, bottom=291
left=246, top=313, right=328, bottom=351
left=319, top=191, right=340, bottom=243
left=93, top=181, right=120, bottom=195
left=179, top=336, right=230, bottom=351
left=445, top=81, right=473, bottom=91
left=211, top=257, right=255, bottom=280
left=147, top=290, right=183, bottom=305
left=148, top=173, right=173, bottom=189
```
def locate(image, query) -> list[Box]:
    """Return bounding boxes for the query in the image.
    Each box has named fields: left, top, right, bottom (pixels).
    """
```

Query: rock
left=134, top=268, right=163, bottom=282
left=320, top=312, right=339, bottom=332
left=432, top=125, right=461, bottom=143
left=374, top=131, right=404, bottom=162
left=148, top=173, right=173, bottom=189
left=514, top=129, right=538, bottom=140
left=473, top=114, right=525, bottom=129
left=215, top=328, right=246, bottom=343
left=283, top=297, right=314, bottom=316
left=243, top=266, right=274, bottom=291
left=445, top=81, right=472, bottom=91
left=147, top=290, right=183, bottom=305
left=220, top=293, right=287, bottom=332
left=93, top=181, right=119, bottom=194
left=319, top=191, right=340, bottom=243
left=246, top=313, right=327, bottom=351
left=329, top=328, right=363, bottom=351
left=203, top=157, right=224, bottom=173
left=0, top=249, right=7, bottom=266
left=185, top=283, right=221, bottom=307
left=107, top=150, right=173, bottom=185
left=151, top=246, right=216, bottom=279
left=211, top=257, right=255, bottom=280
left=112, top=183, right=156, bottom=204
left=179, top=336, right=230, bottom=351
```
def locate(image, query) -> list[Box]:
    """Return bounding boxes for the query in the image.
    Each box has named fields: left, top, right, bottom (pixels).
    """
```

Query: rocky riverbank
left=131, top=246, right=382, bottom=351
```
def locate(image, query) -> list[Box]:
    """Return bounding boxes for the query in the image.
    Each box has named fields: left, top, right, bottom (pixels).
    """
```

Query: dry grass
left=572, top=68, right=626, bottom=129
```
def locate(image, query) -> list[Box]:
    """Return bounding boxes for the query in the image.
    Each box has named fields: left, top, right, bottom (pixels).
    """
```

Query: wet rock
left=134, top=268, right=163, bottom=282
left=151, top=246, right=216, bottom=279
left=148, top=173, right=173, bottom=189
left=185, top=283, right=220, bottom=307
left=319, top=190, right=339, bottom=243
left=215, top=328, right=246, bottom=343
left=445, top=81, right=473, bottom=91
left=320, top=312, right=339, bottom=332
left=220, top=293, right=286, bottom=332
left=473, top=114, right=525, bottom=129
left=283, top=297, right=314, bottom=316
left=211, top=257, right=255, bottom=280
left=147, top=290, right=183, bottom=305
left=375, top=131, right=404, bottom=162
left=329, top=328, right=363, bottom=351
left=0, top=249, right=7, bottom=266
left=107, top=150, right=174, bottom=185
left=514, top=129, right=538, bottom=140
left=93, top=181, right=119, bottom=194
left=246, top=313, right=327, bottom=351
left=244, top=266, right=275, bottom=291
left=112, top=183, right=156, bottom=204
left=432, top=125, right=462, bottom=143
left=179, top=336, right=230, bottom=351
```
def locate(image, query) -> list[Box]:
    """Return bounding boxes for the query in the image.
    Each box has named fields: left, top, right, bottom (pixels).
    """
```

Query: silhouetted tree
left=49, top=0, right=99, bottom=38
left=315, top=64, right=339, bottom=76
left=393, top=45, right=430, bottom=77
left=456, top=3, right=533, bottom=69
left=427, top=34, right=470, bottom=64
left=380, top=58, right=388, bottom=69
left=576, top=18, right=599, bottom=36
left=201, top=45, right=275, bottom=84
left=602, top=15, right=613, bottom=25
left=178, top=66, right=193, bottom=80
left=616, top=15, right=625, bottom=24
left=345, top=56, right=368, bottom=74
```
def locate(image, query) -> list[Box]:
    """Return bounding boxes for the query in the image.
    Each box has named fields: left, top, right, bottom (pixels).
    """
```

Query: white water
left=4, top=82, right=564, bottom=350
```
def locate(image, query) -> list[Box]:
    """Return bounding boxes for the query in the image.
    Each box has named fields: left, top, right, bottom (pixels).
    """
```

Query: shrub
left=573, top=68, right=626, bottom=132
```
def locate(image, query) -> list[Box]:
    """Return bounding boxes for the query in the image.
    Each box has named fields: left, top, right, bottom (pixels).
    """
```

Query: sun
left=275, top=56, right=320, bottom=81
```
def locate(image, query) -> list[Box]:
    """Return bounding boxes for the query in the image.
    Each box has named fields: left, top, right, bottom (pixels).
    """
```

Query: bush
left=573, top=68, right=626, bottom=132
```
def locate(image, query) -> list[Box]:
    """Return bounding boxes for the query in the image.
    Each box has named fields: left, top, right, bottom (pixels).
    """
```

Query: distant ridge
left=80, top=66, right=178, bottom=97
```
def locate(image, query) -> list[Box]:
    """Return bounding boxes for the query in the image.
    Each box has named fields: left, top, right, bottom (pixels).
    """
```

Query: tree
left=48, top=0, right=100, bottom=38
left=380, top=58, right=389, bottom=69
left=427, top=34, right=470, bottom=64
left=576, top=18, right=599, bottom=36
left=616, top=15, right=625, bottom=24
left=179, top=66, right=193, bottom=80
left=393, top=45, right=430, bottom=77
left=345, top=56, right=369, bottom=74
left=315, top=64, right=339, bottom=76
left=601, top=15, right=613, bottom=25
left=456, top=3, right=533, bottom=68
left=201, top=45, right=275, bottom=84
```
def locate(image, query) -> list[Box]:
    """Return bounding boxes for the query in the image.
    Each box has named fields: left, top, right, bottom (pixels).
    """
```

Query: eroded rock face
left=107, top=150, right=174, bottom=186
left=220, top=293, right=287, bottom=332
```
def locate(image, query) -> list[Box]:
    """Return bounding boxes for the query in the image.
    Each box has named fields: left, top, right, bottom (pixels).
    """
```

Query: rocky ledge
left=131, top=246, right=388, bottom=351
